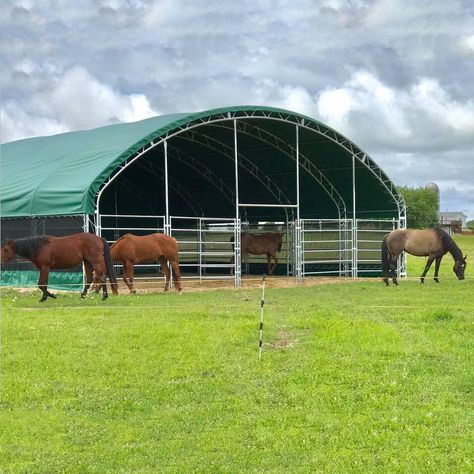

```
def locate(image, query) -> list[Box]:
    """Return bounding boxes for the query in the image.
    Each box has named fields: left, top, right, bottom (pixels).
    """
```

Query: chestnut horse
left=382, top=227, right=467, bottom=286
left=231, top=232, right=283, bottom=275
left=109, top=233, right=182, bottom=293
left=0, top=233, right=118, bottom=301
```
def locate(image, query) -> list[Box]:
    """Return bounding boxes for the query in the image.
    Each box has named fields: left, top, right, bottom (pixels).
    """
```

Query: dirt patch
left=268, top=330, right=296, bottom=350
left=130, top=275, right=361, bottom=294
left=2, top=275, right=368, bottom=296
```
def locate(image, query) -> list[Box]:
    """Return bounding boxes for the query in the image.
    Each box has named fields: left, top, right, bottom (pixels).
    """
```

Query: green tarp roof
left=0, top=105, right=402, bottom=218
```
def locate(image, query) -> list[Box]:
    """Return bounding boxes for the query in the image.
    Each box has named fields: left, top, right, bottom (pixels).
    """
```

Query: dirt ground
left=127, top=275, right=362, bottom=294
left=5, top=275, right=368, bottom=296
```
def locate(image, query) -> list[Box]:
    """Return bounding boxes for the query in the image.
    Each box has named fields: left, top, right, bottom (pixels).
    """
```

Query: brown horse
left=382, top=227, right=467, bottom=286
left=0, top=233, right=118, bottom=301
left=109, top=233, right=182, bottom=293
left=231, top=232, right=283, bottom=275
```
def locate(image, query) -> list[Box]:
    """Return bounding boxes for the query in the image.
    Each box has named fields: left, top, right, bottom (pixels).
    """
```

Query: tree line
left=398, top=186, right=473, bottom=230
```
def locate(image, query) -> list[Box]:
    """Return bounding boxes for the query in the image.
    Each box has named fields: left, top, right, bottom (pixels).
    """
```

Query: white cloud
left=1, top=67, right=158, bottom=142
left=463, top=35, right=474, bottom=52
left=316, top=71, right=474, bottom=151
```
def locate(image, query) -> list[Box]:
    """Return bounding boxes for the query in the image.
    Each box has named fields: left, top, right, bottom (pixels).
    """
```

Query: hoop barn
left=0, top=106, right=406, bottom=289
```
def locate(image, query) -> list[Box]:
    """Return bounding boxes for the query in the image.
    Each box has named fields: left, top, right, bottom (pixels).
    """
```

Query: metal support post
left=199, top=218, right=203, bottom=281
left=164, top=140, right=171, bottom=236
left=295, top=125, right=302, bottom=282
left=352, top=155, right=357, bottom=279
left=234, top=120, right=241, bottom=286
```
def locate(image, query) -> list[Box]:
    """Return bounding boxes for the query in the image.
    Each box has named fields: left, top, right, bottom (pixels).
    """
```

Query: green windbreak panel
left=0, top=271, right=83, bottom=291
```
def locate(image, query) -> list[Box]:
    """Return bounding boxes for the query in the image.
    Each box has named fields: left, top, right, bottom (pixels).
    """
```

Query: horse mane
left=111, top=233, right=132, bottom=248
left=12, top=236, right=50, bottom=260
left=433, top=227, right=462, bottom=260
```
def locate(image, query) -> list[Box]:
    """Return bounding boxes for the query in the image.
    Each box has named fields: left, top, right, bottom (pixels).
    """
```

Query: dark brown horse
left=108, top=233, right=182, bottom=293
left=231, top=232, right=283, bottom=275
left=0, top=233, right=118, bottom=301
left=382, top=228, right=467, bottom=286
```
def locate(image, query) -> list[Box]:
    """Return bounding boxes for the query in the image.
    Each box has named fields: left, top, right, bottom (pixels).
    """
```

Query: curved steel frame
left=94, top=108, right=406, bottom=283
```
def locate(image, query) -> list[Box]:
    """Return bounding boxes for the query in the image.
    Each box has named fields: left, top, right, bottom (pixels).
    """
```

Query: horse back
left=387, top=228, right=442, bottom=257
left=241, top=232, right=282, bottom=255
left=111, top=233, right=178, bottom=263
left=37, top=232, right=104, bottom=268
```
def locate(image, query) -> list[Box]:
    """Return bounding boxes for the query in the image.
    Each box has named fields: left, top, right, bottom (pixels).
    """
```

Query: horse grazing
left=109, top=233, right=182, bottom=293
left=231, top=232, right=283, bottom=275
left=382, top=228, right=467, bottom=286
left=0, top=233, right=118, bottom=301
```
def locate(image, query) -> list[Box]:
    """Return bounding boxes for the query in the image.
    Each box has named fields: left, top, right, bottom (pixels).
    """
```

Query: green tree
left=398, top=186, right=439, bottom=229
left=467, top=220, right=474, bottom=230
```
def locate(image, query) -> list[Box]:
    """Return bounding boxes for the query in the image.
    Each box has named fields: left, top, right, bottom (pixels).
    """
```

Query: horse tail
left=381, top=234, right=390, bottom=283
left=103, top=239, right=119, bottom=295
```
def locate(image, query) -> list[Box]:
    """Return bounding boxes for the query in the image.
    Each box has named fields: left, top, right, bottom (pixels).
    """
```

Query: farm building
left=1, top=106, right=406, bottom=289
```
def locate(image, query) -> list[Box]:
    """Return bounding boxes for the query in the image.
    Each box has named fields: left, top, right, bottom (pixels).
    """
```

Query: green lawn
left=0, top=236, right=473, bottom=473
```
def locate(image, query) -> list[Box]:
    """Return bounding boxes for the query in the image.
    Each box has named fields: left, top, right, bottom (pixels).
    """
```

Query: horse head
left=453, top=255, right=467, bottom=280
left=0, top=239, right=15, bottom=265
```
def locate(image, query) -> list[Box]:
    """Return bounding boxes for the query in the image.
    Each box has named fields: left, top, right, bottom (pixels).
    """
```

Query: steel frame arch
left=95, top=109, right=404, bottom=223
left=208, top=121, right=347, bottom=219
left=175, top=130, right=295, bottom=216
left=134, top=158, right=204, bottom=216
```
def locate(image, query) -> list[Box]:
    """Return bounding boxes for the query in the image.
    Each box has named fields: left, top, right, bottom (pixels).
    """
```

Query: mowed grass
left=1, top=236, right=473, bottom=472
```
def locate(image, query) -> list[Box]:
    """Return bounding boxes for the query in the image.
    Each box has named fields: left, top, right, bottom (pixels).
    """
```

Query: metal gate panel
left=170, top=216, right=237, bottom=281
left=301, top=219, right=353, bottom=277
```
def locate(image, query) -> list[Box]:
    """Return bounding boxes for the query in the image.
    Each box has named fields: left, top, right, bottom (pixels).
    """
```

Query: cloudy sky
left=2, top=0, right=474, bottom=219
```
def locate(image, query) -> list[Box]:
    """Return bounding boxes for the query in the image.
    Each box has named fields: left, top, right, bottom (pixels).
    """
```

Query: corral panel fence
left=98, top=214, right=239, bottom=283
left=300, top=219, right=353, bottom=277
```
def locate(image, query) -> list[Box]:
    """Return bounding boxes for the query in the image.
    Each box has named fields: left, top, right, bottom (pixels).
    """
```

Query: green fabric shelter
left=1, top=105, right=406, bottom=289
left=1, top=105, right=404, bottom=220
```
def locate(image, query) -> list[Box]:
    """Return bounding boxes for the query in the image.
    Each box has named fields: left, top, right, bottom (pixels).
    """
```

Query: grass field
left=1, top=235, right=473, bottom=472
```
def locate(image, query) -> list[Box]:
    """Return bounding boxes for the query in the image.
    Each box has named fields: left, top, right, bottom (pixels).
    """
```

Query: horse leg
left=38, top=267, right=55, bottom=302
left=81, top=261, right=93, bottom=298
left=123, top=261, right=136, bottom=294
left=420, top=256, right=435, bottom=284
left=92, top=264, right=108, bottom=301
left=272, top=253, right=278, bottom=275
left=266, top=253, right=272, bottom=275
left=434, top=256, right=442, bottom=283
left=169, top=258, right=182, bottom=293
left=389, top=256, right=399, bottom=285
left=159, top=256, right=171, bottom=292
left=267, top=252, right=278, bottom=275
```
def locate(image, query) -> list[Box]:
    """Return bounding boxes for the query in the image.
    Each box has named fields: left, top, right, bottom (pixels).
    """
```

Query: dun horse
left=109, top=233, right=182, bottom=293
left=231, top=232, right=283, bottom=275
left=382, top=228, right=467, bottom=286
left=0, top=233, right=118, bottom=301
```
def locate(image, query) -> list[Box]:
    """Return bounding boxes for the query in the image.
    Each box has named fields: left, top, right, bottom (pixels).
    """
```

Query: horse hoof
left=81, top=293, right=86, bottom=299
left=102, top=295, right=108, bottom=301
left=434, top=279, right=440, bottom=283
left=49, top=293, right=57, bottom=299
left=131, top=289, right=137, bottom=294
left=39, top=297, right=46, bottom=303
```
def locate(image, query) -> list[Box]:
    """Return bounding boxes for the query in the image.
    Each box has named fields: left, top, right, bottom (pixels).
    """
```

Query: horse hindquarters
left=381, top=236, right=399, bottom=286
